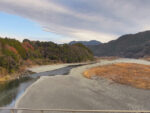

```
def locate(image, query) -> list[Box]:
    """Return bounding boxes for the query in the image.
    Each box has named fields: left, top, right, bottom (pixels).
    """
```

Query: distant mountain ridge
left=69, top=40, right=101, bottom=46
left=88, top=30, right=150, bottom=58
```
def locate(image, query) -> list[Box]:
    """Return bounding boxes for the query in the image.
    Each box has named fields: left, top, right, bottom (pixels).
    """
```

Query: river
left=16, top=58, right=150, bottom=112
left=1, top=59, right=150, bottom=113
left=0, top=64, right=83, bottom=113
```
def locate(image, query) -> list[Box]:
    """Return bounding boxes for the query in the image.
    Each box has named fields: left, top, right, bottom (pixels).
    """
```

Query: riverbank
left=0, top=59, right=42, bottom=82
left=0, top=69, right=33, bottom=82
left=27, top=62, right=89, bottom=73
left=83, top=63, right=150, bottom=89
left=15, top=58, right=150, bottom=112
left=0, top=60, right=89, bottom=82
left=0, top=62, right=88, bottom=113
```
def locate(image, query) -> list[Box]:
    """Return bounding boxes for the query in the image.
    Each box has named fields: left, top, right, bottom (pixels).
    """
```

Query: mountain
left=69, top=40, right=101, bottom=46
left=88, top=30, right=150, bottom=58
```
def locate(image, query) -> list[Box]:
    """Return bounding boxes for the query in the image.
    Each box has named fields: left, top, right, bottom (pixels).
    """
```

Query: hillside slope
left=88, top=31, right=150, bottom=58
left=0, top=38, right=93, bottom=76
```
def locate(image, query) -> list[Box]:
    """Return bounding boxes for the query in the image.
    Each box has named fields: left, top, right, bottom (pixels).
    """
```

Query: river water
left=0, top=64, right=82, bottom=113
left=15, top=58, right=150, bottom=112
left=1, top=58, right=150, bottom=113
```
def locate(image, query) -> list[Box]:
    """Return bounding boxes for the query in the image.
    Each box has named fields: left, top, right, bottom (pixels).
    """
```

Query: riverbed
left=15, top=58, right=150, bottom=113
left=0, top=63, right=85, bottom=113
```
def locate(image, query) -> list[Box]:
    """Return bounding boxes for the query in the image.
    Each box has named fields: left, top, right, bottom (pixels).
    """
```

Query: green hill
left=0, top=37, right=93, bottom=76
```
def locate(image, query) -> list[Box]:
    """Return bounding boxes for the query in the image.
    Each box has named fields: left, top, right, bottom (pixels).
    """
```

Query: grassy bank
left=83, top=63, right=150, bottom=89
left=0, top=58, right=63, bottom=82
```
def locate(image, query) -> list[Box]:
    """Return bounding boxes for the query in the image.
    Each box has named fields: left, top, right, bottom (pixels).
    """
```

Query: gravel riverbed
left=16, top=58, right=150, bottom=113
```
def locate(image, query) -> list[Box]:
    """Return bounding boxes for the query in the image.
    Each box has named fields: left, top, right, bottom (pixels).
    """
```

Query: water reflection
left=30, top=65, right=83, bottom=78
left=0, top=64, right=83, bottom=110
left=0, top=77, right=32, bottom=107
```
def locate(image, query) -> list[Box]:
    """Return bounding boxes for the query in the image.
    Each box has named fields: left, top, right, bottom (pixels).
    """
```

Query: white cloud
left=0, top=0, right=150, bottom=42
left=70, top=30, right=117, bottom=43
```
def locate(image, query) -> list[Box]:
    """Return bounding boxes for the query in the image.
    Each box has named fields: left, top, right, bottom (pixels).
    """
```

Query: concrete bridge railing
left=0, top=108, right=150, bottom=113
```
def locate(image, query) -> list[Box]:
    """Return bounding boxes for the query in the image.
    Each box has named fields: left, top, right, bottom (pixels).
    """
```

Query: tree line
left=0, top=37, right=93, bottom=76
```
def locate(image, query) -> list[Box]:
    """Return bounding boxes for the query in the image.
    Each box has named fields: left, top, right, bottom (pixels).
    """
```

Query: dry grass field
left=83, top=63, right=150, bottom=89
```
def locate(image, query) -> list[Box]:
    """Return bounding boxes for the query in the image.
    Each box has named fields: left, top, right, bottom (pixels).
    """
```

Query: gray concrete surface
left=16, top=58, right=150, bottom=113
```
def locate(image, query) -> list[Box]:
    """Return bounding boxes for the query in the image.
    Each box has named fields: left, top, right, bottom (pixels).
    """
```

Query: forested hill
left=88, top=30, right=150, bottom=58
left=0, top=38, right=93, bottom=76
left=69, top=40, right=101, bottom=46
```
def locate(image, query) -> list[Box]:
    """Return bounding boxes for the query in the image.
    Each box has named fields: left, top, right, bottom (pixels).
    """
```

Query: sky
left=0, top=0, right=150, bottom=43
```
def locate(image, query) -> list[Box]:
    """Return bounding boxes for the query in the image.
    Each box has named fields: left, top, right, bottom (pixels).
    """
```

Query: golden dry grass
left=0, top=75, right=11, bottom=82
left=83, top=63, right=150, bottom=89
left=142, top=57, right=150, bottom=61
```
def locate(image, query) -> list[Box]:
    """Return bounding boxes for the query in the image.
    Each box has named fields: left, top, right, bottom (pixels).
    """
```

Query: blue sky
left=0, top=0, right=150, bottom=43
left=0, top=12, right=64, bottom=43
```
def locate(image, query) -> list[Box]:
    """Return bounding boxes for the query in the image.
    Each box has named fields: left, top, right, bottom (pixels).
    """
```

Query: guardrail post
left=10, top=109, right=15, bottom=113
left=41, top=110, right=44, bottom=113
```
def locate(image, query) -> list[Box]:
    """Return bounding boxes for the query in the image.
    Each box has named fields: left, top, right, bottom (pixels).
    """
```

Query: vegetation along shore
left=0, top=37, right=94, bottom=82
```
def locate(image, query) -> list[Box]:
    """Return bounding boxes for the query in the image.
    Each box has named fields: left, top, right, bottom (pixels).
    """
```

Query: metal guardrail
left=0, top=108, right=150, bottom=113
